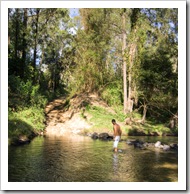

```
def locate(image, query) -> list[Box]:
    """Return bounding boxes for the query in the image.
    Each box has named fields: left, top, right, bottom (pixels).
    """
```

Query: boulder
left=127, top=139, right=145, bottom=149
left=143, top=142, right=149, bottom=147
left=13, top=135, right=31, bottom=145
left=134, top=142, right=144, bottom=149
left=126, top=139, right=137, bottom=145
left=126, top=140, right=134, bottom=145
left=98, top=133, right=109, bottom=140
left=91, top=132, right=99, bottom=140
left=107, top=135, right=113, bottom=141
left=163, top=145, right=170, bottom=151
left=170, top=143, right=178, bottom=150
left=155, top=141, right=161, bottom=148
left=146, top=142, right=155, bottom=148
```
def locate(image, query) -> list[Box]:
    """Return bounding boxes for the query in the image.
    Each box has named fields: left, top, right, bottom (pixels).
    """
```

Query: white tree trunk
left=122, top=11, right=127, bottom=114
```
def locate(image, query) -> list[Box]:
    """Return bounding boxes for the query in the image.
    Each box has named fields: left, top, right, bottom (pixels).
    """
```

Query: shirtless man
left=112, top=119, right=122, bottom=152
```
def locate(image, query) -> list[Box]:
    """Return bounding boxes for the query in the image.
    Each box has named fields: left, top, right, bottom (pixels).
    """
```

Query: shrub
left=8, top=75, right=48, bottom=109
left=101, top=83, right=123, bottom=106
left=8, top=107, right=45, bottom=137
left=30, top=85, right=48, bottom=108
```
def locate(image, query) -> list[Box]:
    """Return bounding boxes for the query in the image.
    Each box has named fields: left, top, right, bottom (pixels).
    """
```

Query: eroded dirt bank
left=44, top=93, right=113, bottom=136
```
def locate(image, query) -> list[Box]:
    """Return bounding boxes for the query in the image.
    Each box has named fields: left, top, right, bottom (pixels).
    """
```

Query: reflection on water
left=113, top=153, right=118, bottom=173
left=8, top=135, right=178, bottom=182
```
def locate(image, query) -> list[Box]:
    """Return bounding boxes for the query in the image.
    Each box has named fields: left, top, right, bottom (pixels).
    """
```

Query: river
left=8, top=135, right=178, bottom=182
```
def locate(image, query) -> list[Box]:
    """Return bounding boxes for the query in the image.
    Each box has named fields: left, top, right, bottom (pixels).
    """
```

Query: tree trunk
left=15, top=9, right=19, bottom=60
left=33, top=9, right=40, bottom=70
left=141, top=104, right=147, bottom=123
left=169, top=112, right=178, bottom=129
left=133, top=84, right=138, bottom=106
left=8, top=9, right=11, bottom=46
left=38, top=48, right=44, bottom=84
left=21, top=8, right=28, bottom=79
left=122, top=9, right=127, bottom=114
left=127, top=42, right=137, bottom=112
left=127, top=9, right=140, bottom=112
left=8, top=8, right=11, bottom=55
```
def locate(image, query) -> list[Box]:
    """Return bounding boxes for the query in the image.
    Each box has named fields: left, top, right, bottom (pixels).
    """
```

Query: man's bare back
left=112, top=119, right=122, bottom=152
left=113, top=123, right=122, bottom=136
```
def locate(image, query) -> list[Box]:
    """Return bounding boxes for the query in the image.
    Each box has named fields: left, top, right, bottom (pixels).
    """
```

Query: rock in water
left=170, top=143, right=178, bottom=150
left=91, top=132, right=99, bottom=140
left=98, top=133, right=109, bottom=140
left=163, top=145, right=170, bottom=151
left=155, top=141, right=161, bottom=148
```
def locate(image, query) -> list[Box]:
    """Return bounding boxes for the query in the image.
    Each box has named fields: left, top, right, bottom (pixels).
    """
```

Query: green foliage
left=9, top=75, right=48, bottom=110
left=8, top=76, right=47, bottom=143
left=9, top=75, right=31, bottom=109
left=83, top=104, right=172, bottom=136
left=30, top=85, right=48, bottom=108
left=8, top=107, right=45, bottom=140
left=101, top=82, right=123, bottom=106
left=8, top=119, right=34, bottom=145
left=85, top=105, right=126, bottom=132
left=8, top=8, right=178, bottom=139
left=136, top=42, right=177, bottom=122
left=9, top=107, right=45, bottom=131
left=8, top=75, right=31, bottom=94
left=69, top=9, right=116, bottom=94
left=86, top=106, right=115, bottom=132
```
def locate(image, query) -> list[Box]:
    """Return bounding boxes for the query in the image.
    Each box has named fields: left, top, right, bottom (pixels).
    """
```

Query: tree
left=121, top=9, right=127, bottom=114
left=136, top=8, right=178, bottom=123
left=70, top=8, right=114, bottom=93
left=37, top=8, right=71, bottom=91
left=33, top=8, right=40, bottom=71
left=21, top=8, right=28, bottom=79
left=8, top=8, right=71, bottom=90
left=8, top=8, right=26, bottom=77
left=8, top=8, right=178, bottom=127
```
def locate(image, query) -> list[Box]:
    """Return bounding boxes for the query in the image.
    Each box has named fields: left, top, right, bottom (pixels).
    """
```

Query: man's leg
left=113, top=136, right=119, bottom=152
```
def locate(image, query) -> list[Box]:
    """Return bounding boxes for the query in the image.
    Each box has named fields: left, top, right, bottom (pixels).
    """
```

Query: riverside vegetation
left=8, top=8, right=178, bottom=145
left=9, top=92, right=177, bottom=145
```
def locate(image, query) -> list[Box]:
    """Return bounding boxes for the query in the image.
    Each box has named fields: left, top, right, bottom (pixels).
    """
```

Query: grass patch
left=85, top=105, right=127, bottom=133
left=8, top=107, right=46, bottom=144
left=85, top=106, right=114, bottom=132
left=127, top=120, right=171, bottom=136
left=85, top=105, right=124, bottom=133
left=84, top=105, right=171, bottom=136
left=141, top=121, right=170, bottom=135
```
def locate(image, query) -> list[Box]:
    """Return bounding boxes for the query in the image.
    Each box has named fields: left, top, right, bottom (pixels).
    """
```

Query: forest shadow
left=134, top=149, right=178, bottom=182
left=127, top=119, right=176, bottom=136
left=8, top=119, right=37, bottom=145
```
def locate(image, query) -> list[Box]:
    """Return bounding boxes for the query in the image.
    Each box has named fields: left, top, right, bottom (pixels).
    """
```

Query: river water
left=8, top=135, right=178, bottom=182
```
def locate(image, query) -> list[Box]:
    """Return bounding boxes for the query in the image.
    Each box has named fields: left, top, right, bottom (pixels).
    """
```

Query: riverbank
left=8, top=107, right=45, bottom=145
left=44, top=93, right=176, bottom=137
left=8, top=93, right=177, bottom=145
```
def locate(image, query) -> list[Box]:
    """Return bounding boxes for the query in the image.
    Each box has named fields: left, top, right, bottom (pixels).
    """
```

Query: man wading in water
left=112, top=119, right=122, bottom=152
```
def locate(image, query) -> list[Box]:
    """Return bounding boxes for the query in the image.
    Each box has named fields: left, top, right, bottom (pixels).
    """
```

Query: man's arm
left=113, top=125, right=116, bottom=138
left=120, top=128, right=122, bottom=136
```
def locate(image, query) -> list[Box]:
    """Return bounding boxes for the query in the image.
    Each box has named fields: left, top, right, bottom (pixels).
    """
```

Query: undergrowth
left=84, top=104, right=171, bottom=136
left=8, top=107, right=46, bottom=144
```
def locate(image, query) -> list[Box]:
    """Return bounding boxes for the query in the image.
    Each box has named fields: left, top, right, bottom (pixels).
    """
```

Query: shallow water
left=8, top=135, right=178, bottom=182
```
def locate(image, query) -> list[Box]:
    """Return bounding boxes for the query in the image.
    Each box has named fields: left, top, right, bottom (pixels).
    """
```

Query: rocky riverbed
left=87, top=132, right=178, bottom=152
